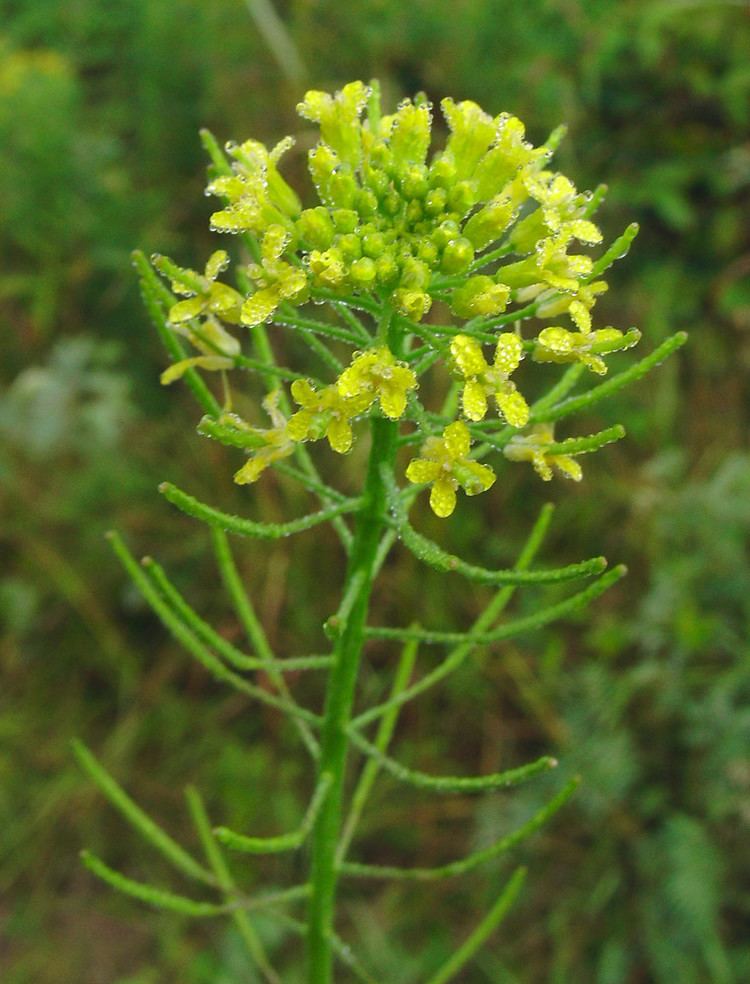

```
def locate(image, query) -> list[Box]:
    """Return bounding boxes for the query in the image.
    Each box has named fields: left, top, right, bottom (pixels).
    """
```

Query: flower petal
left=430, top=477, right=457, bottom=518
left=241, top=288, right=279, bottom=326
left=494, top=333, right=523, bottom=374
left=531, top=451, right=553, bottom=481
left=405, top=458, right=441, bottom=484
left=379, top=381, right=408, bottom=419
left=496, top=386, right=529, bottom=427
left=450, top=335, right=487, bottom=378
left=538, top=326, right=574, bottom=354
left=462, top=379, right=488, bottom=421
left=327, top=416, right=353, bottom=454
left=205, top=250, right=230, bottom=281
left=291, top=378, right=317, bottom=407
left=458, top=460, right=496, bottom=496
left=444, top=421, right=471, bottom=460
left=169, top=297, right=205, bottom=323
left=554, top=455, right=583, bottom=481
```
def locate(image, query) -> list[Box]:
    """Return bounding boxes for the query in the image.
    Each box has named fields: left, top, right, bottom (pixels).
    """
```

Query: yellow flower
left=288, top=379, right=371, bottom=454
left=450, top=334, right=529, bottom=426
left=503, top=424, right=583, bottom=482
left=208, top=137, right=301, bottom=236
left=336, top=348, right=417, bottom=420
left=297, top=81, right=369, bottom=168
left=536, top=280, right=608, bottom=333
left=533, top=323, right=634, bottom=375
left=167, top=251, right=244, bottom=325
left=500, top=229, right=594, bottom=297
left=406, top=421, right=495, bottom=518
left=232, top=394, right=296, bottom=484
left=241, top=226, right=308, bottom=326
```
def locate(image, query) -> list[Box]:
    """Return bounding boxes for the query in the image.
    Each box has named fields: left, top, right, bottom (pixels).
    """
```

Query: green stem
left=306, top=412, right=398, bottom=982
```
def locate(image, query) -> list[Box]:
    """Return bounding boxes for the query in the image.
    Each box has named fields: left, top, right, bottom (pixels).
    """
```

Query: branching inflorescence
left=77, top=81, right=685, bottom=982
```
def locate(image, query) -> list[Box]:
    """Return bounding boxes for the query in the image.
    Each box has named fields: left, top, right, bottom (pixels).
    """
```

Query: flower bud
left=441, top=237, right=475, bottom=274
left=296, top=207, right=335, bottom=250
left=424, top=187, right=448, bottom=216
left=463, top=197, right=514, bottom=250
left=451, top=275, right=510, bottom=318
left=399, top=164, right=429, bottom=199
left=350, top=256, right=377, bottom=285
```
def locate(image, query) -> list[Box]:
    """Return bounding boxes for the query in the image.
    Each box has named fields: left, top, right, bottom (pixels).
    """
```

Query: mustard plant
left=75, top=81, right=685, bottom=982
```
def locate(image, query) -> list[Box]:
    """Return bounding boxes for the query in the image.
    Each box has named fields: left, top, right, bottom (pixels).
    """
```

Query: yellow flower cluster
left=228, top=348, right=418, bottom=476
left=449, top=334, right=529, bottom=426
left=197, top=81, right=611, bottom=333
left=151, top=82, right=640, bottom=519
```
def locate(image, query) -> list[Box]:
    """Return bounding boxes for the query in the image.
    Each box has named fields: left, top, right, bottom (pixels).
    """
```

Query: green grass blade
left=216, top=773, right=332, bottom=854
left=339, top=778, right=579, bottom=881
left=186, top=786, right=282, bottom=984
left=80, top=850, right=227, bottom=917
left=346, top=730, right=558, bottom=793
left=425, top=867, right=527, bottom=984
left=364, top=566, right=627, bottom=645
left=72, top=740, right=212, bottom=886
left=242, top=0, right=307, bottom=86
left=107, top=531, right=322, bottom=728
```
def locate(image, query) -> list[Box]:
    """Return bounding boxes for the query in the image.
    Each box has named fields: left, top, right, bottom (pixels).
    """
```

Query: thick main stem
left=306, top=414, right=397, bottom=982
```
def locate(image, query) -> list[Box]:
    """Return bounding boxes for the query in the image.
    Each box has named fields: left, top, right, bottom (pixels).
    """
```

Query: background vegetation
left=1, top=1, right=748, bottom=980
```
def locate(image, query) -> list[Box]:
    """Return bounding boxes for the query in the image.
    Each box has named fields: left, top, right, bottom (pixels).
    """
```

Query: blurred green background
left=1, top=1, right=749, bottom=981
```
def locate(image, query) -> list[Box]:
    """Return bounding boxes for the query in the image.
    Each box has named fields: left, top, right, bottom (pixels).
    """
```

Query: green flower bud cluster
left=203, top=81, right=607, bottom=329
